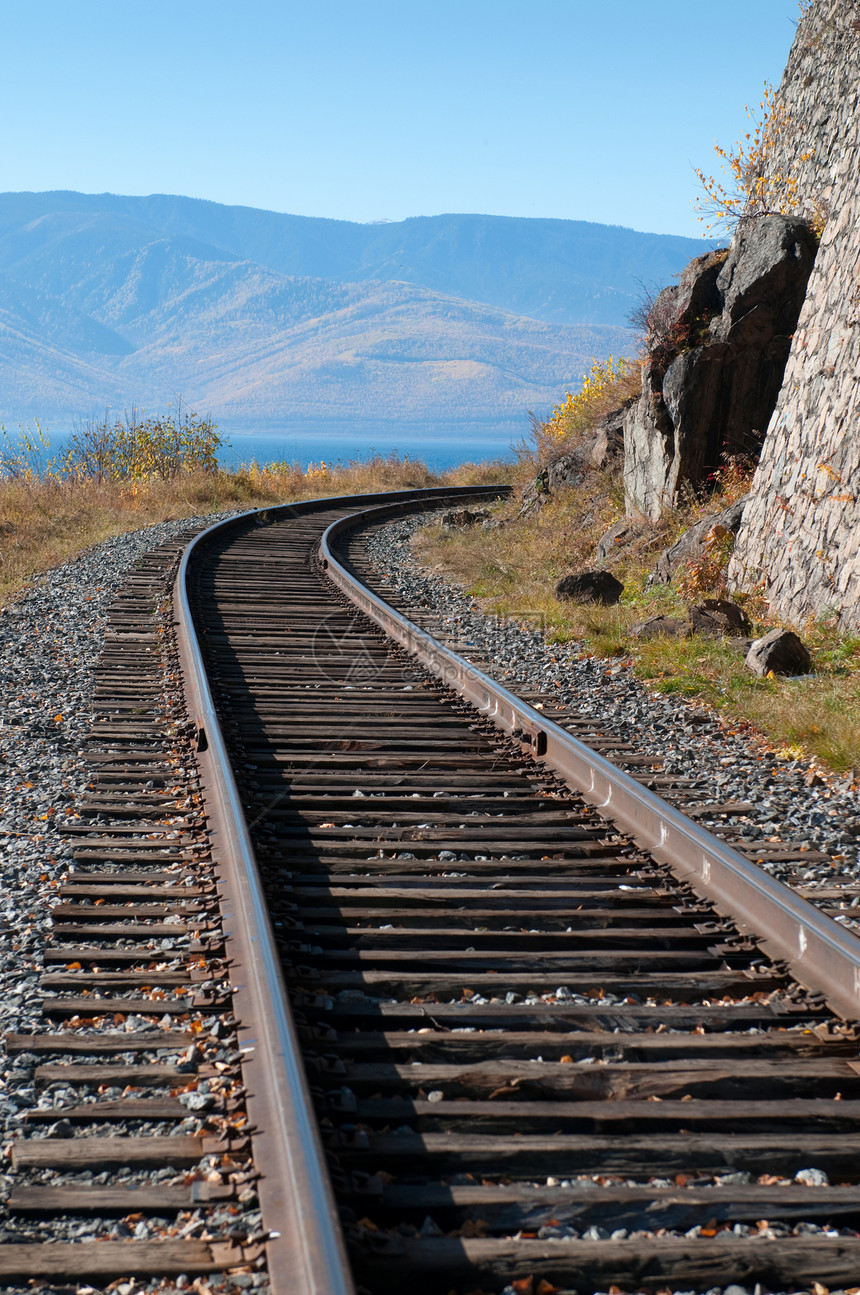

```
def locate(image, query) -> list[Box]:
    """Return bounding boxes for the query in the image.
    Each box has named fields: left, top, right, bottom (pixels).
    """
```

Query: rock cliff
left=729, top=0, right=860, bottom=628
left=623, top=217, right=816, bottom=521
left=623, top=0, right=860, bottom=630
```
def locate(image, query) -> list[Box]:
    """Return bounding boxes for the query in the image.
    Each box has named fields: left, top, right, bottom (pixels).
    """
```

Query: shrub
left=60, top=408, right=221, bottom=482
left=674, top=525, right=736, bottom=601
left=527, top=356, right=638, bottom=465
left=694, top=82, right=816, bottom=235
left=0, top=422, right=54, bottom=480
left=543, top=357, right=631, bottom=439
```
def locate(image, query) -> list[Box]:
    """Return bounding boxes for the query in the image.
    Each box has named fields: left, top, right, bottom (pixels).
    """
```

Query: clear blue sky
left=2, top=0, right=800, bottom=238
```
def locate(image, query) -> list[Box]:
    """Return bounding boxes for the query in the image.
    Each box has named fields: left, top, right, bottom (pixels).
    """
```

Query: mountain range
left=0, top=192, right=708, bottom=430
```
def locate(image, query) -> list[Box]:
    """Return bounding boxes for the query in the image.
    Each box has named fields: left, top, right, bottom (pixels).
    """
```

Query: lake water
left=217, top=426, right=519, bottom=471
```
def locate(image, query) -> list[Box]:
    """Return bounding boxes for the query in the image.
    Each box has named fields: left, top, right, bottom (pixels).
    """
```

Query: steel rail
left=172, top=486, right=507, bottom=1295
left=320, top=501, right=860, bottom=1023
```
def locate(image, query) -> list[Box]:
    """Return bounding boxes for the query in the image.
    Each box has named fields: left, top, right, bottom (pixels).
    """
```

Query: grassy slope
left=413, top=470, right=860, bottom=775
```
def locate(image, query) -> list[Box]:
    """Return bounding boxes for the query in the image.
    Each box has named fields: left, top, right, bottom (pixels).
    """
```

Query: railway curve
left=5, top=487, right=860, bottom=1295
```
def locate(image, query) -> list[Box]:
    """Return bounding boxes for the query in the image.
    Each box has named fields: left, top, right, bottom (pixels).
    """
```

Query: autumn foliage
left=694, top=82, right=815, bottom=234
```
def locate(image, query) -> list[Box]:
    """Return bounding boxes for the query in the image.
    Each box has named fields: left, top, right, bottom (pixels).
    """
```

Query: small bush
left=674, top=525, right=736, bottom=601
left=523, top=357, right=639, bottom=471
left=60, top=408, right=222, bottom=482
left=694, top=82, right=818, bottom=235
left=0, top=422, right=54, bottom=479
left=541, top=357, right=634, bottom=442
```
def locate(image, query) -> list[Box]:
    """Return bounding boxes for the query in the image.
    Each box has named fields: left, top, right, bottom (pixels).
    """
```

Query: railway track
left=5, top=487, right=860, bottom=1295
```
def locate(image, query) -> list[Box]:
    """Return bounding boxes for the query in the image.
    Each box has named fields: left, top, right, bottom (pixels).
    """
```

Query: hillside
left=0, top=193, right=713, bottom=429
left=0, top=192, right=708, bottom=328
left=0, top=252, right=632, bottom=427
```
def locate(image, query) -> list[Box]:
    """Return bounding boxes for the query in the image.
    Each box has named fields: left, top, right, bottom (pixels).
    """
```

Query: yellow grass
left=0, top=454, right=515, bottom=606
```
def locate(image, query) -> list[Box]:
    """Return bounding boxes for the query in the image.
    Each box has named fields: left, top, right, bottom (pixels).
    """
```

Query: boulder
left=441, top=507, right=490, bottom=528
left=555, top=570, right=624, bottom=605
left=631, top=615, right=690, bottom=640
left=623, top=217, right=817, bottom=520
left=688, top=598, right=752, bottom=636
left=745, top=627, right=812, bottom=677
left=650, top=495, right=749, bottom=585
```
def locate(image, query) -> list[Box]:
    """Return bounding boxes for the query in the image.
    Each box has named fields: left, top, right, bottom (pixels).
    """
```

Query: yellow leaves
left=543, top=356, right=631, bottom=442
left=694, top=80, right=816, bottom=234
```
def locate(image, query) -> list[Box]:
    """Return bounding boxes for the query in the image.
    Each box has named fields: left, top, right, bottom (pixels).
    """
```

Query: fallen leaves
left=510, top=1280, right=559, bottom=1295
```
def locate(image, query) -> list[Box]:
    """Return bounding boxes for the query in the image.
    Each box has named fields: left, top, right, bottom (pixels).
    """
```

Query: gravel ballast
left=0, top=519, right=224, bottom=1086
left=0, top=513, right=268, bottom=1292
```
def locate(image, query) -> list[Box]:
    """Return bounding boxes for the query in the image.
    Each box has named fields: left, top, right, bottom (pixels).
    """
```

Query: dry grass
left=413, top=486, right=632, bottom=634
left=414, top=469, right=860, bottom=773
left=632, top=626, right=860, bottom=772
left=0, top=470, right=262, bottom=603
left=0, top=453, right=516, bottom=606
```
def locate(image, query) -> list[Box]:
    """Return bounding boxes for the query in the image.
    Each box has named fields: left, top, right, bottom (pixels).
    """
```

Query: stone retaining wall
left=730, top=0, right=860, bottom=626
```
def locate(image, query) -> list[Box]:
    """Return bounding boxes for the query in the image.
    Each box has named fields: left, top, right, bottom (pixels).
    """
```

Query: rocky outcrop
left=595, top=518, right=646, bottom=564
left=520, top=451, right=586, bottom=515
left=441, top=507, right=491, bottom=528
left=589, top=406, right=626, bottom=471
left=649, top=495, right=749, bottom=585
left=520, top=407, right=627, bottom=516
left=623, top=218, right=817, bottom=521
left=730, top=0, right=860, bottom=628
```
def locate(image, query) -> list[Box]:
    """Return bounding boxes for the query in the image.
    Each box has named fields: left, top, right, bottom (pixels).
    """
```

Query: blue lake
left=216, top=426, right=519, bottom=471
